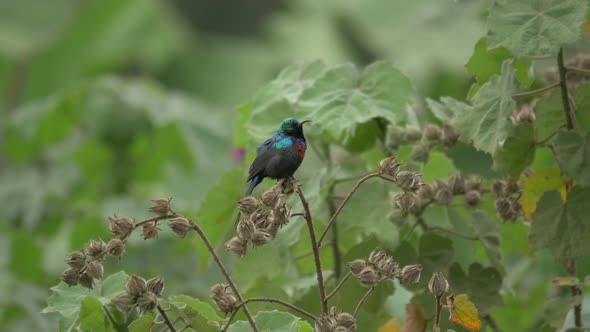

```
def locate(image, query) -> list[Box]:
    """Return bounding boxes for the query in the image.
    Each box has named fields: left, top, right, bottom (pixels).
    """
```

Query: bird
left=245, top=117, right=311, bottom=196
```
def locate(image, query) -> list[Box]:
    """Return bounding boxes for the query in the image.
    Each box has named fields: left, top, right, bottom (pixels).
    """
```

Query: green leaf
left=466, top=37, right=532, bottom=87
left=425, top=96, right=470, bottom=123
left=456, top=61, right=517, bottom=154
left=487, top=0, right=588, bottom=57
left=544, top=292, right=580, bottom=328
left=493, top=123, right=535, bottom=178
left=554, top=130, right=590, bottom=186
left=520, top=167, right=567, bottom=220
left=529, top=187, right=590, bottom=260
left=9, top=231, right=42, bottom=282
left=421, top=152, right=457, bottom=183
left=129, top=312, right=155, bottom=332
left=195, top=168, right=243, bottom=269
left=227, top=310, right=310, bottom=332
left=471, top=211, right=504, bottom=274
left=448, top=263, right=503, bottom=315
left=535, top=91, right=566, bottom=142
left=575, top=83, right=590, bottom=132
left=79, top=296, right=105, bottom=332
left=170, top=295, right=223, bottom=323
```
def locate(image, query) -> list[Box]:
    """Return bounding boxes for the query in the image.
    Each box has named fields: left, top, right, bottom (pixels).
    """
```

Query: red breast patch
left=296, top=142, right=307, bottom=158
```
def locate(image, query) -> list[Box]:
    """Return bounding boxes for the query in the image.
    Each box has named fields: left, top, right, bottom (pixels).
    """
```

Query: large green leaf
left=426, top=96, right=470, bottom=123
left=78, top=296, right=106, bottom=332
left=456, top=61, right=517, bottom=154
left=493, top=123, right=535, bottom=178
left=487, top=0, right=588, bottom=57
left=227, top=310, right=311, bottom=332
left=575, top=83, right=590, bottom=132
left=520, top=167, right=566, bottom=220
left=170, top=295, right=223, bottom=323
left=471, top=211, right=504, bottom=274
left=529, top=187, right=590, bottom=260
left=448, top=263, right=503, bottom=315
left=535, top=91, right=566, bottom=142
left=554, top=130, right=590, bottom=186
left=129, top=312, right=155, bottom=332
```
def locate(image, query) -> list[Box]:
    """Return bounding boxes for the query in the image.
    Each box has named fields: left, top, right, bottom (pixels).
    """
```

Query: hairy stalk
left=353, top=287, right=375, bottom=317
left=567, top=258, right=583, bottom=328
left=326, top=272, right=352, bottom=301
left=157, top=304, right=177, bottom=332
left=557, top=48, right=575, bottom=129
left=318, top=173, right=381, bottom=246
left=512, top=82, right=559, bottom=99
left=294, top=181, right=328, bottom=314
left=433, top=294, right=443, bottom=332
left=222, top=297, right=318, bottom=331
left=189, top=222, right=258, bottom=332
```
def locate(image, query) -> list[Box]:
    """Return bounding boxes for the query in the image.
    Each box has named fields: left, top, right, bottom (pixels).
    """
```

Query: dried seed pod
left=279, top=178, right=296, bottom=195
left=109, top=215, right=134, bottom=240
left=272, top=201, right=290, bottom=226
left=142, top=221, right=159, bottom=240
left=86, top=240, right=107, bottom=258
left=210, top=284, right=237, bottom=314
left=465, top=190, right=481, bottom=207
left=411, top=144, right=430, bottom=163
left=251, top=230, right=272, bottom=246
left=403, top=127, right=423, bottom=142
left=506, top=181, right=520, bottom=194
left=336, top=312, right=357, bottom=331
left=417, top=183, right=434, bottom=200
left=368, top=249, right=387, bottom=266
left=106, top=238, right=126, bottom=257
left=65, top=251, right=87, bottom=271
left=395, top=192, right=416, bottom=212
left=492, top=180, right=506, bottom=197
left=79, top=272, right=95, bottom=289
left=434, top=186, right=452, bottom=205
left=441, top=124, right=459, bottom=146
left=225, top=236, right=248, bottom=256
left=447, top=174, right=465, bottom=195
left=60, top=268, right=80, bottom=286
left=315, top=314, right=336, bottom=332
left=378, top=156, right=401, bottom=177
left=424, top=124, right=442, bottom=141
left=238, top=196, right=261, bottom=216
left=147, top=277, right=164, bottom=296
left=250, top=210, right=271, bottom=227
left=237, top=219, right=256, bottom=241
left=149, top=198, right=172, bottom=216
left=348, top=259, right=367, bottom=275
left=400, top=264, right=422, bottom=284
left=169, top=217, right=193, bottom=238
left=358, top=267, right=380, bottom=287
left=261, top=189, right=280, bottom=208
left=210, top=283, right=228, bottom=296
left=464, top=176, right=482, bottom=192
left=126, top=275, right=147, bottom=297
left=495, top=198, right=512, bottom=219
left=111, top=292, right=134, bottom=312
left=428, top=272, right=449, bottom=297
left=85, top=261, right=104, bottom=279
left=137, top=291, right=158, bottom=313
left=395, top=171, right=415, bottom=191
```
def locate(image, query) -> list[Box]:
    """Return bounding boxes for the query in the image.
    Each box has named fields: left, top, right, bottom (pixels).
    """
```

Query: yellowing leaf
left=447, top=294, right=481, bottom=332
left=377, top=318, right=401, bottom=332
left=520, top=167, right=567, bottom=220
left=401, top=302, right=426, bottom=332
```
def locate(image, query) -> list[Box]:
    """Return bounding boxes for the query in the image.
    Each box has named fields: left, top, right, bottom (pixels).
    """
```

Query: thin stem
left=333, top=175, right=364, bottom=184
left=190, top=222, right=258, bottom=332
left=328, top=185, right=342, bottom=280
left=222, top=298, right=318, bottom=331
left=567, top=66, right=590, bottom=77
left=157, top=304, right=177, bottom=332
left=428, top=226, right=478, bottom=241
left=526, top=54, right=556, bottom=60
left=326, top=272, right=352, bottom=301
left=294, top=181, right=328, bottom=314
left=403, top=219, right=421, bottom=242
left=353, top=287, right=375, bottom=317
left=433, top=295, right=443, bottom=332
left=134, top=214, right=178, bottom=228
left=484, top=314, right=504, bottom=332
left=511, top=82, right=559, bottom=99
left=567, top=258, right=583, bottom=328
left=290, top=212, right=305, bottom=217
left=318, top=173, right=381, bottom=246
left=557, top=48, right=575, bottom=130
left=294, top=242, right=332, bottom=260
left=535, top=125, right=565, bottom=145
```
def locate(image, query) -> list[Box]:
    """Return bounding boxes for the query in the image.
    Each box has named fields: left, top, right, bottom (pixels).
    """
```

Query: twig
left=134, top=214, right=178, bottom=228
left=294, top=242, right=332, bottom=260
left=567, top=66, right=590, bottom=77
left=484, top=314, right=504, bottom=332
left=290, top=212, right=305, bottom=217
left=222, top=297, right=318, bottom=331
left=326, top=272, right=352, bottom=301
left=557, top=48, right=575, bottom=130
left=535, top=125, right=565, bottom=145
left=353, top=287, right=375, bottom=317
left=328, top=185, right=342, bottom=279
left=526, top=54, right=556, bottom=60
left=428, top=226, right=478, bottom=241
left=294, top=180, right=328, bottom=314
left=102, top=305, right=122, bottom=331
left=189, top=222, right=258, bottom=332
left=567, top=258, right=583, bottom=328
left=157, top=304, right=177, bottom=332
left=318, top=173, right=381, bottom=246
left=403, top=219, right=421, bottom=242
left=511, top=82, right=559, bottom=99
left=433, top=294, right=443, bottom=332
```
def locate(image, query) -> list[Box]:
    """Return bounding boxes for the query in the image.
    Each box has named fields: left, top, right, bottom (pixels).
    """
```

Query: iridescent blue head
left=277, top=117, right=311, bottom=139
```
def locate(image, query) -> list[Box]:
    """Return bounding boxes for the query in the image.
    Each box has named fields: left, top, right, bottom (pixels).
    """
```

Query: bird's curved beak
left=299, top=120, right=312, bottom=127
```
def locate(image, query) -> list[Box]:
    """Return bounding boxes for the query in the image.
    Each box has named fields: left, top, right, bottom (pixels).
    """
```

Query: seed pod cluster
left=384, top=122, right=459, bottom=163
left=348, top=249, right=421, bottom=287
left=110, top=275, right=164, bottom=314
left=379, top=156, right=425, bottom=213
left=210, top=283, right=237, bottom=314
left=492, top=180, right=522, bottom=222
left=315, top=307, right=357, bottom=332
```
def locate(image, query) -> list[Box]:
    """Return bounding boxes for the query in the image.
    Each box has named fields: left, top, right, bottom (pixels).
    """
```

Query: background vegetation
left=2, top=0, right=590, bottom=331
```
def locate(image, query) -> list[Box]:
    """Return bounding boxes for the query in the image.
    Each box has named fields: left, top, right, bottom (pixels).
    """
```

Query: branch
left=157, top=304, right=177, bottom=332
left=511, top=82, right=559, bottom=99
left=189, top=222, right=258, bottom=332
left=353, top=287, right=375, bottom=317
left=567, top=66, right=590, bottom=77
left=294, top=180, right=328, bottom=314
left=326, top=272, right=352, bottom=301
left=427, top=226, right=478, bottom=241
left=222, top=298, right=318, bottom=331
left=318, top=173, right=381, bottom=246
left=557, top=48, right=575, bottom=130
left=433, top=294, right=443, bottom=332
left=567, top=258, right=583, bottom=328
left=483, top=314, right=504, bottom=332
left=328, top=185, right=342, bottom=280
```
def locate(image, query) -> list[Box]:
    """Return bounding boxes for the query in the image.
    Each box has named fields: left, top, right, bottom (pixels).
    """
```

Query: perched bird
left=245, top=118, right=311, bottom=195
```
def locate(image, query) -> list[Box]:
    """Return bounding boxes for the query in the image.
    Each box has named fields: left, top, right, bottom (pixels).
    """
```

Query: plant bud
left=441, top=124, right=459, bottom=146
left=336, top=312, right=357, bottom=331
left=79, top=272, right=95, bottom=289
left=126, top=275, right=147, bottom=297
left=447, top=174, right=465, bottom=195
left=142, top=221, right=159, bottom=240
left=395, top=192, right=416, bottom=212
left=86, top=240, right=107, bottom=258
left=262, top=189, right=281, bottom=208
left=65, top=251, right=86, bottom=271
left=464, top=176, right=481, bottom=192
left=358, top=267, right=380, bottom=287
left=403, top=127, right=423, bottom=142
left=410, top=173, right=424, bottom=192
left=111, top=292, right=134, bottom=312
left=424, top=124, right=442, bottom=141
left=279, top=178, right=295, bottom=195
left=400, top=264, right=422, bottom=284
left=109, top=215, right=134, bottom=240
left=250, top=210, right=271, bottom=227
left=225, top=236, right=248, bottom=256
left=238, top=196, right=261, bottom=216
left=169, top=217, right=193, bottom=238
left=237, top=219, right=256, bottom=241
left=85, top=261, right=104, bottom=279
left=137, top=291, right=158, bottom=313
left=273, top=202, right=290, bottom=226
left=107, top=238, right=126, bottom=257
left=315, top=315, right=336, bottom=332
left=60, top=268, right=80, bottom=286
left=464, top=190, right=481, bottom=206
left=411, top=144, right=430, bottom=163
left=210, top=284, right=237, bottom=314
left=395, top=171, right=417, bottom=192
left=380, top=259, right=400, bottom=279
left=434, top=187, right=452, bottom=205
left=378, top=156, right=401, bottom=177
left=417, top=184, right=434, bottom=200
left=149, top=198, right=172, bottom=216
left=506, top=181, right=520, bottom=194
left=210, top=283, right=228, bottom=296
left=348, top=259, right=367, bottom=275
left=147, top=277, right=164, bottom=296
left=368, top=249, right=387, bottom=266
left=492, top=180, right=506, bottom=197
left=495, top=198, right=511, bottom=219
left=251, top=230, right=272, bottom=246
left=428, top=272, right=449, bottom=297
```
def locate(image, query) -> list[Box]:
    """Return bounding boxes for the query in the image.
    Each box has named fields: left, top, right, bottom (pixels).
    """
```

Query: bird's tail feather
left=245, top=175, right=262, bottom=196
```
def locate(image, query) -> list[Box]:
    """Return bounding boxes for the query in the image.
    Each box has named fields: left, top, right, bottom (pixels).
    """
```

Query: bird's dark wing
left=247, top=138, right=274, bottom=182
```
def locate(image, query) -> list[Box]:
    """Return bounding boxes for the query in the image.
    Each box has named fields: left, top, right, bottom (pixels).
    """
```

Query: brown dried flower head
left=428, top=272, right=449, bottom=297
left=492, top=180, right=506, bottom=197
left=169, top=217, right=193, bottom=238
left=465, top=190, right=481, bottom=207
left=237, top=219, right=256, bottom=241
left=404, top=127, right=423, bottom=142
left=147, top=277, right=165, bottom=297
left=126, top=275, right=147, bottom=297
left=400, top=264, right=422, bottom=284
left=395, top=191, right=416, bottom=212
left=378, top=156, right=401, bottom=177
left=251, top=230, right=272, bottom=246
left=411, top=144, right=430, bottom=163
left=137, top=291, right=159, bottom=313
left=262, top=188, right=281, bottom=208
left=278, top=177, right=296, bottom=195
left=210, top=283, right=237, bottom=314
left=315, top=314, right=337, bottom=332
left=417, top=183, right=434, bottom=200
left=111, top=292, right=134, bottom=312
left=142, top=221, right=160, bottom=240
left=464, top=176, right=482, bottom=192
left=348, top=259, right=368, bottom=275
left=336, top=312, right=357, bottom=331
left=506, top=181, right=520, bottom=194
left=86, top=240, right=107, bottom=258
left=238, top=196, right=261, bottom=216
left=368, top=249, right=387, bottom=266
left=107, top=238, right=126, bottom=257
left=60, top=268, right=80, bottom=286
left=434, top=186, right=452, bottom=206
left=85, top=261, right=104, bottom=279
left=272, top=201, right=290, bottom=226
left=441, top=124, right=459, bottom=146
left=65, top=251, right=86, bottom=271
left=109, top=215, right=134, bottom=240
left=149, top=198, right=172, bottom=216
left=424, top=124, right=442, bottom=141
left=79, top=272, right=95, bottom=289
left=358, top=267, right=380, bottom=287
left=447, top=174, right=465, bottom=195
left=225, top=236, right=248, bottom=256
